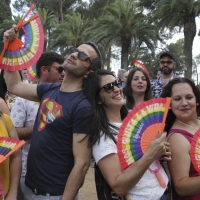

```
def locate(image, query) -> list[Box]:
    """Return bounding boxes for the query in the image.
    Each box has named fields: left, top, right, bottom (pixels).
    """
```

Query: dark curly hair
left=160, top=77, right=200, bottom=133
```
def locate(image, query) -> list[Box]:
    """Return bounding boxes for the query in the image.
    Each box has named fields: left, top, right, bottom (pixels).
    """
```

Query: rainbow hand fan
left=0, top=5, right=44, bottom=71
left=133, top=59, right=150, bottom=78
left=0, top=137, right=26, bottom=163
left=117, top=97, right=171, bottom=169
left=190, top=129, right=200, bottom=175
left=27, top=64, right=36, bottom=81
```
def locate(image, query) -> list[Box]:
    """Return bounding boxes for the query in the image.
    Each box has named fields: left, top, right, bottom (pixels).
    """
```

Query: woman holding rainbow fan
left=87, top=69, right=171, bottom=200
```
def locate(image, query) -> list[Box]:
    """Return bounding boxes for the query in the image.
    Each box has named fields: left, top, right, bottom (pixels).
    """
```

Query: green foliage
left=50, top=12, right=92, bottom=55
left=12, top=0, right=77, bottom=23
left=154, top=0, right=200, bottom=78
left=0, top=0, right=12, bottom=51
left=167, top=38, right=185, bottom=74
left=37, top=8, right=58, bottom=51
left=92, top=0, right=159, bottom=70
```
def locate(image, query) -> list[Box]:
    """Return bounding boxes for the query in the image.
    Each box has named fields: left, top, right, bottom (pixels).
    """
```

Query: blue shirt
left=26, top=83, right=93, bottom=195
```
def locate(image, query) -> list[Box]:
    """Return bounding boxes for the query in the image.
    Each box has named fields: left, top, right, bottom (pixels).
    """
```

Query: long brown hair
left=125, top=68, right=152, bottom=110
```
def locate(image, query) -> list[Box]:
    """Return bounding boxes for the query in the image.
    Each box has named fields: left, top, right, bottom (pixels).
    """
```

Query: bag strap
left=0, top=113, right=9, bottom=133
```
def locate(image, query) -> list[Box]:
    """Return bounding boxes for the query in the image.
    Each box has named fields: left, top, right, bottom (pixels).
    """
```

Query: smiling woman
left=161, top=77, right=200, bottom=199
left=87, top=69, right=171, bottom=200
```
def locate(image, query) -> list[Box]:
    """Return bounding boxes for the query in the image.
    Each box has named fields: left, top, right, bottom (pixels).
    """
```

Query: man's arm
left=16, top=126, right=33, bottom=140
left=61, top=133, right=91, bottom=200
left=3, top=26, right=39, bottom=102
left=4, top=71, right=39, bottom=102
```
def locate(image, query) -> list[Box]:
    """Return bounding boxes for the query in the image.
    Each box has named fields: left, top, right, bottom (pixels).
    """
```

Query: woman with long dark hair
left=88, top=69, right=171, bottom=200
left=125, top=68, right=152, bottom=110
left=161, top=77, right=200, bottom=199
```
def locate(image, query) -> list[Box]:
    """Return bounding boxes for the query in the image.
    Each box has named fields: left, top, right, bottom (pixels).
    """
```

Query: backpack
left=95, top=163, right=124, bottom=200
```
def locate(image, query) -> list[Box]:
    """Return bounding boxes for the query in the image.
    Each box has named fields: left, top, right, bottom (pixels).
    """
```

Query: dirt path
left=80, top=167, right=98, bottom=200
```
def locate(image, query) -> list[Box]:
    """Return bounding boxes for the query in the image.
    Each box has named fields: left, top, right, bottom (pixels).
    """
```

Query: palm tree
left=50, top=12, right=92, bottom=55
left=92, top=0, right=159, bottom=70
left=154, top=0, right=200, bottom=78
left=37, top=8, right=58, bottom=51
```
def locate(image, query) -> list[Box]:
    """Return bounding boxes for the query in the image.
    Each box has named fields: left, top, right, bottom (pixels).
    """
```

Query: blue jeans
left=24, top=186, right=79, bottom=200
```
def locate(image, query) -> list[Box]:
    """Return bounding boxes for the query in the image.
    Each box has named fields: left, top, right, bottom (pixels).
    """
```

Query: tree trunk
left=107, top=47, right=111, bottom=71
left=59, top=0, right=64, bottom=23
left=121, top=37, right=131, bottom=70
left=184, top=15, right=196, bottom=78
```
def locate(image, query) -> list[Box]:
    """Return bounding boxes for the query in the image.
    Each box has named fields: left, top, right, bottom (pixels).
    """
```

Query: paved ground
left=79, top=167, right=98, bottom=200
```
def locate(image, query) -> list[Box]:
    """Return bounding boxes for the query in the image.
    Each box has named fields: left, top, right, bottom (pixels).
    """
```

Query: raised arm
left=3, top=26, right=39, bottom=102
left=4, top=71, right=39, bottom=102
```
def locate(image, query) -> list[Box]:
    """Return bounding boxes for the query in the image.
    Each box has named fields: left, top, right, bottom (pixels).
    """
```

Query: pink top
left=168, top=129, right=200, bottom=200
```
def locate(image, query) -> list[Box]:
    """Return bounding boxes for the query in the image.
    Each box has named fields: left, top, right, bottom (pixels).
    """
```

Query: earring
left=197, top=103, right=199, bottom=106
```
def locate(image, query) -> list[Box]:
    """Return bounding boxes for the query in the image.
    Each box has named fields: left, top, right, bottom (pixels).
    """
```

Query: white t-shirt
left=93, top=122, right=168, bottom=200
left=11, top=97, right=39, bottom=177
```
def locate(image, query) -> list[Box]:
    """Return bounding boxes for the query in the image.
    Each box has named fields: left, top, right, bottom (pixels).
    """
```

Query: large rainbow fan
left=117, top=98, right=171, bottom=169
left=0, top=137, right=26, bottom=163
left=27, top=64, right=36, bottom=81
left=190, top=129, right=200, bottom=175
left=0, top=5, right=44, bottom=71
left=133, top=59, right=150, bottom=78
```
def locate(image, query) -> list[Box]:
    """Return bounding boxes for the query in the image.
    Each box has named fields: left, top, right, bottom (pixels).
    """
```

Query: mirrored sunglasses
left=160, top=60, right=174, bottom=65
left=99, top=78, right=121, bottom=93
left=51, top=66, right=64, bottom=73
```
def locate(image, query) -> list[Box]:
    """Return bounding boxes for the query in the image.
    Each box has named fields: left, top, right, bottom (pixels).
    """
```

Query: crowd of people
left=0, top=24, right=200, bottom=200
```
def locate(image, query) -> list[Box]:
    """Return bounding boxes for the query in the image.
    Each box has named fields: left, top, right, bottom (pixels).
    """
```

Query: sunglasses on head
left=51, top=66, right=64, bottom=73
left=68, top=46, right=91, bottom=63
left=160, top=60, right=174, bottom=65
left=99, top=78, right=121, bottom=93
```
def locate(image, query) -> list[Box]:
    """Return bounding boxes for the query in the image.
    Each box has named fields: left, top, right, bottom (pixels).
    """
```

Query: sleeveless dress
left=168, top=129, right=200, bottom=200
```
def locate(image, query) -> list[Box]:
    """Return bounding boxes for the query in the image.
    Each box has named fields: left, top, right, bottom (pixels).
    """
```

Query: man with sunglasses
left=151, top=51, right=178, bottom=98
left=10, top=51, right=65, bottom=199
left=4, top=24, right=102, bottom=200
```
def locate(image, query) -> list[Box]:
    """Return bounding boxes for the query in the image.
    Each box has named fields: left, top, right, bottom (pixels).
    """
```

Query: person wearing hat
left=151, top=51, right=179, bottom=98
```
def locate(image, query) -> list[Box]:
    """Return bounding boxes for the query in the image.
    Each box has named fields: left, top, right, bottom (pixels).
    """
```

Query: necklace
left=177, top=119, right=200, bottom=130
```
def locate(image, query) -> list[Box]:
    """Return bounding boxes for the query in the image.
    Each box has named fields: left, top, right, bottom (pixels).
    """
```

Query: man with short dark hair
left=151, top=51, right=178, bottom=98
left=4, top=25, right=102, bottom=200
left=10, top=51, right=65, bottom=197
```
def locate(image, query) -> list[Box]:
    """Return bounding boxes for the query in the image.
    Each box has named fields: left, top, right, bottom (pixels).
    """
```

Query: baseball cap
left=160, top=51, right=175, bottom=61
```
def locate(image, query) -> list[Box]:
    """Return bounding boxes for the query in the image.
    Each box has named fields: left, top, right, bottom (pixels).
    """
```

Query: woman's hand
left=161, top=142, right=172, bottom=161
left=145, top=132, right=168, bottom=161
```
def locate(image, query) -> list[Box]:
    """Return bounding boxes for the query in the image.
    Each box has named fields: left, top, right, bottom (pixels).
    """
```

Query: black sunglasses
left=68, top=46, right=91, bottom=64
left=51, top=66, right=64, bottom=73
left=99, top=78, right=121, bottom=93
left=160, top=60, right=174, bottom=65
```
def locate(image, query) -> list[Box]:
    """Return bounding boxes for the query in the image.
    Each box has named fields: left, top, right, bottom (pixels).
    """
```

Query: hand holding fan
left=0, top=5, right=44, bottom=71
left=190, top=129, right=200, bottom=175
left=117, top=97, right=171, bottom=169
left=0, top=137, right=26, bottom=163
left=133, top=59, right=150, bottom=78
